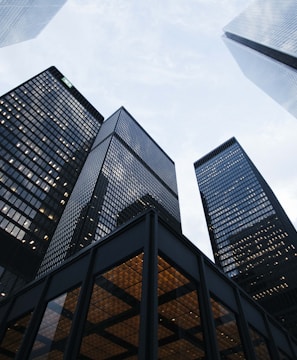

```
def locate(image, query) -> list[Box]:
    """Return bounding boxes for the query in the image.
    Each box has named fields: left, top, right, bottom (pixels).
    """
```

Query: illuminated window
left=79, top=253, right=143, bottom=359
left=210, top=296, right=246, bottom=359
left=157, top=256, right=205, bottom=359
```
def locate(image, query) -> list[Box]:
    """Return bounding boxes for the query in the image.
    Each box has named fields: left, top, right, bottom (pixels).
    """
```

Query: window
left=210, top=296, right=246, bottom=359
left=79, top=253, right=144, bottom=359
left=157, top=256, right=205, bottom=359
left=0, top=312, right=32, bottom=358
left=29, top=286, right=81, bottom=359
left=249, top=326, right=271, bottom=359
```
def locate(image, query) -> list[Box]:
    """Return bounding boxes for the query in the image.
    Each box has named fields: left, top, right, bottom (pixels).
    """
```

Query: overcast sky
left=1, top=0, right=297, bottom=260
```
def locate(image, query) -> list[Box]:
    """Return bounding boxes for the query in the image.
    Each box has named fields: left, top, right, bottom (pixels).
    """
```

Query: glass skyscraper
left=223, top=0, right=297, bottom=118
left=194, top=137, right=297, bottom=336
left=38, top=107, right=181, bottom=276
left=0, top=66, right=103, bottom=298
left=0, top=0, right=67, bottom=47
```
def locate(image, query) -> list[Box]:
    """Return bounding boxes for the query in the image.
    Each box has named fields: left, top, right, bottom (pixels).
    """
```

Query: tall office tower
left=38, top=107, right=181, bottom=277
left=194, top=137, right=297, bottom=336
left=0, top=0, right=67, bottom=47
left=223, top=0, right=297, bottom=118
left=0, top=66, right=103, bottom=298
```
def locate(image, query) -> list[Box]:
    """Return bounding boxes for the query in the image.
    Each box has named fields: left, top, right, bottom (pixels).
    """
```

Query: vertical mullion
left=234, top=288, right=257, bottom=359
left=0, top=298, right=16, bottom=342
left=263, top=313, right=281, bottom=360
left=15, top=276, right=51, bottom=360
left=64, top=248, right=96, bottom=359
left=197, top=254, right=220, bottom=360
left=138, top=211, right=158, bottom=360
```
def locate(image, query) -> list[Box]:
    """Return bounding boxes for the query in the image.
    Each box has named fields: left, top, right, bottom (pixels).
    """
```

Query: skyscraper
left=0, top=0, right=67, bottom=47
left=194, top=137, right=297, bottom=336
left=0, top=66, right=103, bottom=298
left=38, top=107, right=181, bottom=276
left=223, top=0, right=297, bottom=118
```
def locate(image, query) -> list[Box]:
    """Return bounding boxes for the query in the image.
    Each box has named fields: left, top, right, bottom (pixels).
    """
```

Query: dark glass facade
left=0, top=66, right=103, bottom=298
left=0, top=0, right=67, bottom=47
left=38, top=107, right=181, bottom=277
left=223, top=0, right=297, bottom=118
left=0, top=211, right=296, bottom=359
left=194, top=137, right=297, bottom=337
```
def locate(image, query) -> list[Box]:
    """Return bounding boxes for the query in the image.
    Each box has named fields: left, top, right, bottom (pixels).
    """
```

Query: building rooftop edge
left=106, top=106, right=176, bottom=165
left=0, top=65, right=104, bottom=124
left=1, top=209, right=295, bottom=343
left=194, top=137, right=237, bottom=168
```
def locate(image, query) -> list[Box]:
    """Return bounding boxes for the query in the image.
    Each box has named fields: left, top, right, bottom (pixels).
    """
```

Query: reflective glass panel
left=249, top=326, right=271, bottom=359
left=0, top=312, right=32, bottom=359
left=29, top=286, right=81, bottom=359
left=79, top=253, right=143, bottom=359
left=157, top=256, right=205, bottom=359
left=210, top=296, right=246, bottom=359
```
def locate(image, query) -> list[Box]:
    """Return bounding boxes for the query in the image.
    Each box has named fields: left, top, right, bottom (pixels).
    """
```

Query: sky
left=1, top=0, right=297, bottom=260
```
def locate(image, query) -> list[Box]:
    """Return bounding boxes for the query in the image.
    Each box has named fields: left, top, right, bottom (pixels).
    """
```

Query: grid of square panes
left=157, top=256, right=205, bottom=359
left=115, top=109, right=178, bottom=193
left=195, top=141, right=275, bottom=251
left=37, top=137, right=111, bottom=276
left=248, top=326, right=271, bottom=359
left=0, top=1, right=67, bottom=47
left=194, top=138, right=297, bottom=317
left=0, top=311, right=32, bottom=359
left=94, top=136, right=180, bottom=240
left=0, top=67, right=101, bottom=255
left=210, top=296, right=246, bottom=359
left=79, top=253, right=143, bottom=359
left=37, top=107, right=180, bottom=276
left=29, top=286, right=81, bottom=359
left=224, top=0, right=297, bottom=56
left=0, top=67, right=102, bottom=298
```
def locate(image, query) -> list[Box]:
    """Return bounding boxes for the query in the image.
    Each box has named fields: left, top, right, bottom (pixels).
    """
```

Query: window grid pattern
left=224, top=0, right=297, bottom=58
left=195, top=138, right=297, bottom=336
left=0, top=67, right=102, bottom=297
left=37, top=137, right=110, bottom=276
left=195, top=141, right=297, bottom=280
left=39, top=108, right=181, bottom=276
left=94, top=136, right=180, bottom=241
left=0, top=71, right=100, bottom=250
left=0, top=0, right=67, bottom=47
left=115, top=110, right=178, bottom=194
left=196, top=143, right=275, bottom=243
left=91, top=109, right=120, bottom=150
